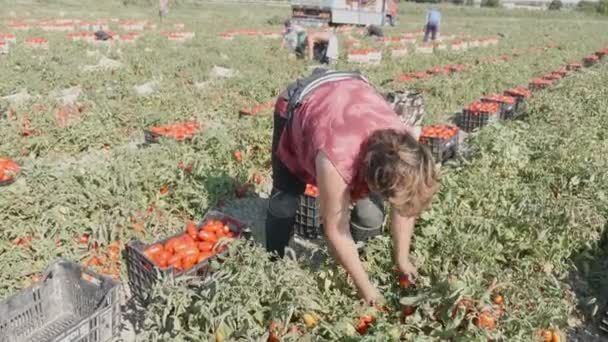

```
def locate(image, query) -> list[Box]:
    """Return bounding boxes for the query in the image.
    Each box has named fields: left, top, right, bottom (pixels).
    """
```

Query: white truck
left=289, top=0, right=397, bottom=27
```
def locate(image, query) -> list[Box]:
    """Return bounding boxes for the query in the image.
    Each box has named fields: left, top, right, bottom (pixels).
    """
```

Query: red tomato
left=167, top=254, right=183, bottom=270
left=186, top=221, right=198, bottom=239
left=181, top=234, right=196, bottom=246
left=145, top=244, right=164, bottom=256
left=360, top=315, right=374, bottom=324
left=402, top=305, right=416, bottom=317
left=198, top=230, right=217, bottom=244
left=79, top=234, right=90, bottom=245
left=233, top=150, right=242, bottom=162
left=164, top=238, right=182, bottom=254
left=156, top=250, right=171, bottom=268
left=475, top=311, right=496, bottom=330
left=173, top=241, right=191, bottom=254
left=198, top=242, right=213, bottom=252
left=399, top=277, right=412, bottom=288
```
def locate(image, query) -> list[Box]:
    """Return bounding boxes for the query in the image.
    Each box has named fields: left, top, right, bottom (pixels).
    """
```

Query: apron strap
left=286, top=69, right=370, bottom=123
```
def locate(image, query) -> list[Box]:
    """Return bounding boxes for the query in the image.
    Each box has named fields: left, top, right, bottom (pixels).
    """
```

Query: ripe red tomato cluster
left=420, top=125, right=459, bottom=141
left=143, top=220, right=235, bottom=272
left=531, top=78, right=553, bottom=86
left=584, top=54, right=599, bottom=62
left=464, top=101, right=500, bottom=114
left=25, top=37, right=48, bottom=44
left=349, top=48, right=379, bottom=55
left=505, top=87, right=532, bottom=98
left=481, top=95, right=516, bottom=106
left=304, top=184, right=319, bottom=197
left=239, top=102, right=274, bottom=116
left=148, top=121, right=201, bottom=141
left=427, top=67, right=450, bottom=75
left=0, top=158, right=20, bottom=183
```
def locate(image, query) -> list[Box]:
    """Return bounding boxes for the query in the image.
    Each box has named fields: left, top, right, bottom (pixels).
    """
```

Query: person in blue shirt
left=424, top=8, right=441, bottom=42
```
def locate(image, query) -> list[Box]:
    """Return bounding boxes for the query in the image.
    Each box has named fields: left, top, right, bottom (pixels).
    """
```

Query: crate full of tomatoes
left=459, top=102, right=501, bottom=132
left=419, top=125, right=459, bottom=163
left=504, top=88, right=532, bottom=115
left=528, top=78, right=553, bottom=92
left=293, top=184, right=323, bottom=240
left=125, top=210, right=247, bottom=302
left=583, top=54, right=599, bottom=67
left=144, top=121, right=200, bottom=144
left=0, top=158, right=20, bottom=186
left=481, top=95, right=516, bottom=120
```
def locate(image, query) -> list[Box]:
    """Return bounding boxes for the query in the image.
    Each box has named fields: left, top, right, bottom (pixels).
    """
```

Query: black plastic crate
left=459, top=102, right=501, bottom=133
left=0, top=260, right=121, bottom=342
left=143, top=129, right=161, bottom=144
left=504, top=88, right=532, bottom=117
left=293, top=194, right=323, bottom=240
left=600, top=309, right=608, bottom=334
left=125, top=209, right=247, bottom=303
left=583, top=55, right=599, bottom=67
left=419, top=126, right=459, bottom=163
left=529, top=79, right=553, bottom=92
left=0, top=178, right=16, bottom=187
left=481, top=95, right=516, bottom=120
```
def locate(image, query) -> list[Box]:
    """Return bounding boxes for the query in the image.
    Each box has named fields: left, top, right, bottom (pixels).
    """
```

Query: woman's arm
left=391, top=207, right=418, bottom=280
left=316, top=152, right=379, bottom=302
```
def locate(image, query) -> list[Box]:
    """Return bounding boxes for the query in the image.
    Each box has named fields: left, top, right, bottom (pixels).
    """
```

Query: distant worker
left=159, top=0, right=169, bottom=21
left=423, top=8, right=441, bottom=42
left=387, top=0, right=397, bottom=26
left=283, top=20, right=339, bottom=64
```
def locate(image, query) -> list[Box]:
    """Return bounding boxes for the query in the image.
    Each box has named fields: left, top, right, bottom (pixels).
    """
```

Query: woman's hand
left=391, top=209, right=418, bottom=283
left=397, top=256, right=418, bottom=283
left=316, top=152, right=379, bottom=303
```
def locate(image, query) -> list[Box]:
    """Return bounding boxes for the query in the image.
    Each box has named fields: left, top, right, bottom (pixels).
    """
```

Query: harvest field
left=1, top=0, right=608, bottom=341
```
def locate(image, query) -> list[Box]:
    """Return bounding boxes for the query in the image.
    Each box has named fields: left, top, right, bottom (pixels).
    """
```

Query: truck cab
left=290, top=0, right=396, bottom=28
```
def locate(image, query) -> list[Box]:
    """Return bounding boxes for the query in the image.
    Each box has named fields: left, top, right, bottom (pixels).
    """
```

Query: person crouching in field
left=282, top=20, right=339, bottom=64
left=424, top=8, right=441, bottom=42
left=265, top=69, right=439, bottom=303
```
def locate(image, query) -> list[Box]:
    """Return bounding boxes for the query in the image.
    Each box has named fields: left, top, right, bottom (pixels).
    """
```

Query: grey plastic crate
left=125, top=209, right=248, bottom=304
left=420, top=133, right=459, bottom=163
left=481, top=96, right=516, bottom=120
left=0, top=260, right=121, bottom=342
left=504, top=89, right=531, bottom=117
left=293, top=194, right=323, bottom=240
left=459, top=108, right=500, bottom=133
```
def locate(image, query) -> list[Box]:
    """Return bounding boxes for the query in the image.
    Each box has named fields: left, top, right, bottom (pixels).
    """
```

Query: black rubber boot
left=265, top=212, right=294, bottom=259
left=265, top=189, right=300, bottom=259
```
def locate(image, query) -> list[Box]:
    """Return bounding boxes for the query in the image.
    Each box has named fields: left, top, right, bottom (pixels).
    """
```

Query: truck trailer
left=290, top=0, right=397, bottom=27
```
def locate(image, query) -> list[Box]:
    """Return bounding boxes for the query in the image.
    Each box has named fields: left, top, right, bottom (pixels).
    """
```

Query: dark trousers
left=424, top=23, right=438, bottom=42
left=265, top=103, right=385, bottom=258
